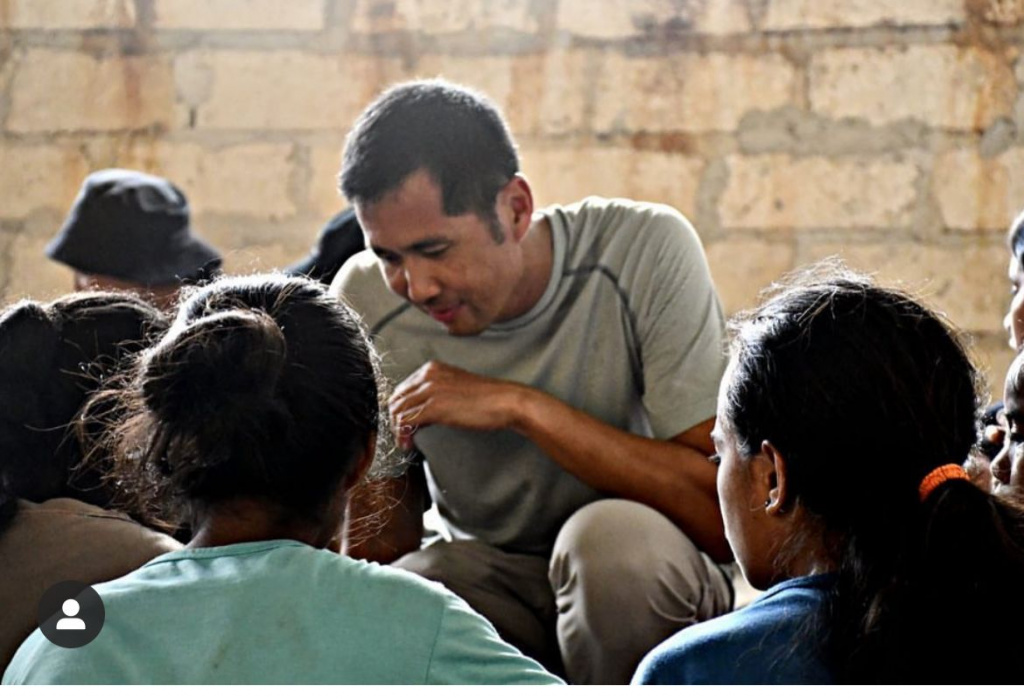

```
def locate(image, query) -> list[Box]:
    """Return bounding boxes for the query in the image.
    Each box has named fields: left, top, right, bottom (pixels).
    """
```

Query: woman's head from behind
left=109, top=274, right=383, bottom=543
left=717, top=265, right=979, bottom=589
left=0, top=292, right=166, bottom=506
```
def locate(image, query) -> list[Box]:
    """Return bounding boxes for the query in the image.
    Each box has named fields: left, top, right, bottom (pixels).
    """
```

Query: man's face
left=73, top=272, right=180, bottom=311
left=993, top=358, right=1024, bottom=497
left=357, top=170, right=525, bottom=336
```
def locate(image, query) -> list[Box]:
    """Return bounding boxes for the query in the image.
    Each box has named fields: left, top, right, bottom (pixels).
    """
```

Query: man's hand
left=389, top=361, right=528, bottom=449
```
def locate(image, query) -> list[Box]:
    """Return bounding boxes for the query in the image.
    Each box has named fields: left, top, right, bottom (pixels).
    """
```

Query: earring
left=764, top=498, right=772, bottom=508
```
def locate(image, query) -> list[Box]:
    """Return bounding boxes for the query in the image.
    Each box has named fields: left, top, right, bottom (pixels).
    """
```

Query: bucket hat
left=46, top=169, right=222, bottom=286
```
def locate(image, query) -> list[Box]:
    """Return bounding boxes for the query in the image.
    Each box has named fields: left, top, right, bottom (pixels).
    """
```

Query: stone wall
left=1, top=0, right=1022, bottom=392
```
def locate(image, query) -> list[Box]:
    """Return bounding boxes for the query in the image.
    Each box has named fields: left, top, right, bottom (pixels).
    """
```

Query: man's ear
left=501, top=174, right=534, bottom=242
left=756, top=440, right=790, bottom=516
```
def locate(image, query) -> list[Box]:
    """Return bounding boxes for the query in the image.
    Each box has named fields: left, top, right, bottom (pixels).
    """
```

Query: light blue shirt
left=4, top=540, right=562, bottom=684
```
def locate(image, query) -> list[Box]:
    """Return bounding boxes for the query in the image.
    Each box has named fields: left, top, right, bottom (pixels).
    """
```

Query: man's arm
left=389, top=361, right=730, bottom=562
left=343, top=459, right=428, bottom=563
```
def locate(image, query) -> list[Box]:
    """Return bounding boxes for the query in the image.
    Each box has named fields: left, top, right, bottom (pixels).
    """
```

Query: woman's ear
left=324, top=432, right=378, bottom=552
left=343, top=431, right=377, bottom=490
left=758, top=440, right=790, bottom=516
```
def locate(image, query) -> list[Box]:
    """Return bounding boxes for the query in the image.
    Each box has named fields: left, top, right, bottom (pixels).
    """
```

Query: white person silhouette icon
left=55, top=600, right=86, bottom=630
left=36, top=581, right=104, bottom=648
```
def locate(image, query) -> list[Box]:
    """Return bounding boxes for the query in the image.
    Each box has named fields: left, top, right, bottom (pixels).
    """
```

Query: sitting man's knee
left=552, top=499, right=700, bottom=573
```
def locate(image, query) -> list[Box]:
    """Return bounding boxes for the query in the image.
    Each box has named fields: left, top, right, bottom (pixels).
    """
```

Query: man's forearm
left=343, top=468, right=427, bottom=563
left=510, top=386, right=731, bottom=562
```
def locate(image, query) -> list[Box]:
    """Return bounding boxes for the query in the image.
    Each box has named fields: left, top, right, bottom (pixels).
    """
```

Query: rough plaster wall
left=0, top=0, right=1022, bottom=392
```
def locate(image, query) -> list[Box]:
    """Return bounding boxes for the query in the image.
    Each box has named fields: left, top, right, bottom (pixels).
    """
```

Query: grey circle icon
left=37, top=581, right=104, bottom=648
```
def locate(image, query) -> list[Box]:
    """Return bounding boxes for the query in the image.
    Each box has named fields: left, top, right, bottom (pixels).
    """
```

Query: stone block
left=193, top=216, right=311, bottom=256
left=152, top=0, right=325, bottom=31
left=119, top=142, right=296, bottom=217
left=810, top=46, right=1016, bottom=130
left=704, top=237, right=795, bottom=315
left=0, top=0, right=135, bottom=29
left=763, top=0, right=964, bottom=30
left=594, top=52, right=796, bottom=134
left=223, top=243, right=309, bottom=277
left=8, top=50, right=174, bottom=133
left=977, top=0, right=1024, bottom=26
left=6, top=229, right=73, bottom=302
left=519, top=146, right=704, bottom=219
left=794, top=239, right=1006, bottom=332
left=720, top=154, right=918, bottom=229
left=974, top=332, right=1018, bottom=404
left=0, top=144, right=90, bottom=218
left=309, top=143, right=350, bottom=218
left=934, top=148, right=1024, bottom=230
left=415, top=51, right=588, bottom=136
left=555, top=0, right=749, bottom=38
left=195, top=51, right=403, bottom=130
left=351, top=0, right=537, bottom=34
left=174, top=52, right=215, bottom=107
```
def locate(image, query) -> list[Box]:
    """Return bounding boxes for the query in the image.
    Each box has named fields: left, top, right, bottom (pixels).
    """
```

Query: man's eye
left=709, top=454, right=721, bottom=465
left=1012, top=284, right=1020, bottom=297
left=1007, top=420, right=1024, bottom=444
left=422, top=246, right=449, bottom=258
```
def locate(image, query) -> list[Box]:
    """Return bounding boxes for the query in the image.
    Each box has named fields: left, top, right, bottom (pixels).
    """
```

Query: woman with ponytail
left=635, top=265, right=1024, bottom=684
left=4, top=274, right=559, bottom=685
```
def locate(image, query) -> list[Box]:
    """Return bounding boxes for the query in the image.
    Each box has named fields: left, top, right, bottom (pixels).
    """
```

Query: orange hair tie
left=918, top=464, right=969, bottom=502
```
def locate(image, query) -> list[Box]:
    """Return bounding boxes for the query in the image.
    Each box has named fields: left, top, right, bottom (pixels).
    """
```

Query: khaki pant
left=394, top=499, right=733, bottom=684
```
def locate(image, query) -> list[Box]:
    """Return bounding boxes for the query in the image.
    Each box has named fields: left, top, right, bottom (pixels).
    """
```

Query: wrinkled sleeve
left=629, top=207, right=727, bottom=439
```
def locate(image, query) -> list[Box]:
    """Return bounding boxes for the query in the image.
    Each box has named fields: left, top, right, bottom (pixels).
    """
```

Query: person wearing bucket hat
left=286, top=208, right=364, bottom=285
left=47, top=169, right=222, bottom=308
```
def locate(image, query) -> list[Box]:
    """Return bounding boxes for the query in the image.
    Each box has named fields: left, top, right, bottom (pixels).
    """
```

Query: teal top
left=3, top=540, right=562, bottom=685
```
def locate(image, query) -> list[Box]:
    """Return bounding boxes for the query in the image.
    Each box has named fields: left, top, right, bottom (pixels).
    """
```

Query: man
left=47, top=169, right=222, bottom=309
left=331, top=80, right=732, bottom=684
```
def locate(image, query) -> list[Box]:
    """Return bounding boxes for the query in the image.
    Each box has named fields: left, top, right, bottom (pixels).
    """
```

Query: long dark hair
left=0, top=292, right=167, bottom=533
left=94, top=274, right=389, bottom=531
left=725, top=265, right=1024, bottom=683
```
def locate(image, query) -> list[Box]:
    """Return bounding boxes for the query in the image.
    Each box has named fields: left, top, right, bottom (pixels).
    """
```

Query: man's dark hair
left=340, top=80, right=519, bottom=242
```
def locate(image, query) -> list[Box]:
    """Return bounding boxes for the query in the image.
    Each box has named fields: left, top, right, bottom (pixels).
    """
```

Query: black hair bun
left=141, top=309, right=287, bottom=442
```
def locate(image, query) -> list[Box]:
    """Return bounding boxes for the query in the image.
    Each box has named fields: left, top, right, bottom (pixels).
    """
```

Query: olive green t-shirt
left=333, top=197, right=727, bottom=555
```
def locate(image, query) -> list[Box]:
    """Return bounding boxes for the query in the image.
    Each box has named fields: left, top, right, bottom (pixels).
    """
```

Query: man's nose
left=404, top=263, right=441, bottom=305
left=992, top=439, right=1012, bottom=486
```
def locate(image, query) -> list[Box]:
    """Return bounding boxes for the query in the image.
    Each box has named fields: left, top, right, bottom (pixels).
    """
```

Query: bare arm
left=390, top=362, right=730, bottom=562
left=515, top=388, right=728, bottom=561
left=343, top=459, right=428, bottom=563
